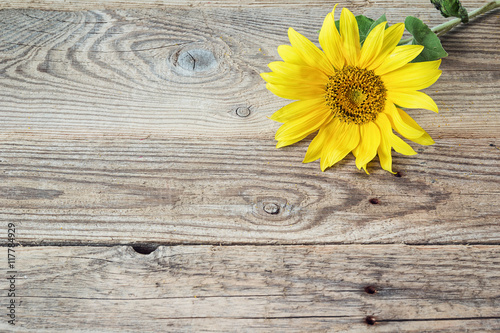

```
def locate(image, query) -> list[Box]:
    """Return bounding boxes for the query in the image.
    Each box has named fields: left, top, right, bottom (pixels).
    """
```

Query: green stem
left=400, top=0, right=500, bottom=43
left=432, top=0, right=500, bottom=36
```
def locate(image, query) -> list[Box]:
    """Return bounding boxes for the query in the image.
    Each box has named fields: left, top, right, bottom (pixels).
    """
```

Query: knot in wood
left=177, top=49, right=217, bottom=72
left=235, top=107, right=251, bottom=117
left=131, top=244, right=159, bottom=255
left=263, top=203, right=280, bottom=215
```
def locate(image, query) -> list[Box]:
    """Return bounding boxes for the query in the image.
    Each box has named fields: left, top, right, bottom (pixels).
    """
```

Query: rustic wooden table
left=1, top=0, right=499, bottom=332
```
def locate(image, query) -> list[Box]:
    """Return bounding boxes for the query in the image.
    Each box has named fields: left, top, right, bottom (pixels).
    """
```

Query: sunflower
left=261, top=5, right=442, bottom=173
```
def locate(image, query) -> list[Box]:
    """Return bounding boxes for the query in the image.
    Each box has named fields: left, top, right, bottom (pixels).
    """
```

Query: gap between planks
left=3, top=242, right=500, bottom=248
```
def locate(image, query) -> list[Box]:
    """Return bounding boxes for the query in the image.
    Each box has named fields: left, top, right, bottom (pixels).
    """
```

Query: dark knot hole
left=132, top=244, right=159, bottom=255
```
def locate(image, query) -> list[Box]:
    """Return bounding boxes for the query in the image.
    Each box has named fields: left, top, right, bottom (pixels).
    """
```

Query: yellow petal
left=383, top=59, right=442, bottom=91
left=397, top=109, right=435, bottom=145
left=411, top=132, right=435, bottom=146
left=387, top=90, right=439, bottom=113
left=320, top=121, right=360, bottom=171
left=319, top=5, right=344, bottom=69
left=260, top=72, right=288, bottom=85
left=353, top=122, right=380, bottom=171
left=367, top=23, right=404, bottom=71
left=303, top=122, right=334, bottom=163
left=288, top=28, right=334, bottom=75
left=384, top=101, right=426, bottom=139
left=374, top=45, right=424, bottom=76
left=267, top=61, right=329, bottom=84
left=340, top=7, right=360, bottom=66
left=266, top=82, right=325, bottom=101
left=264, top=75, right=325, bottom=91
left=276, top=135, right=312, bottom=148
left=277, top=45, right=308, bottom=66
left=358, top=21, right=386, bottom=68
left=275, top=105, right=332, bottom=147
left=390, top=134, right=417, bottom=155
left=375, top=113, right=394, bottom=173
left=260, top=71, right=326, bottom=86
left=270, top=98, right=327, bottom=123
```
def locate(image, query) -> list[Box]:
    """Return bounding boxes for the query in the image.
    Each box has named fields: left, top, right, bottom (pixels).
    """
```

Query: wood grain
left=0, top=136, right=498, bottom=245
left=0, top=5, right=498, bottom=141
left=1, top=2, right=499, bottom=332
left=0, top=0, right=493, bottom=10
left=2, top=244, right=499, bottom=332
left=0, top=3, right=498, bottom=245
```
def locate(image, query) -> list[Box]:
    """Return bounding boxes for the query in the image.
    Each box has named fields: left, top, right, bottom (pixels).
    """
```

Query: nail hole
left=365, top=316, right=376, bottom=325
left=364, top=286, right=377, bottom=294
left=263, top=203, right=280, bottom=215
left=132, top=244, right=158, bottom=255
left=369, top=198, right=379, bottom=205
left=235, top=107, right=251, bottom=117
left=394, top=171, right=402, bottom=178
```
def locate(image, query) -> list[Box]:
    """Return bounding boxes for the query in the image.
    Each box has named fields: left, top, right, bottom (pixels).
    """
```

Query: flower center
left=325, top=66, right=386, bottom=125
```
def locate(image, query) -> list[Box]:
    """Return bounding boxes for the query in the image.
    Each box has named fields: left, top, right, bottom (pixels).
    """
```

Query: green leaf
left=369, top=14, right=388, bottom=32
left=355, top=15, right=374, bottom=45
left=362, top=14, right=389, bottom=45
left=334, top=14, right=388, bottom=46
left=404, top=16, right=448, bottom=62
left=430, top=0, right=469, bottom=23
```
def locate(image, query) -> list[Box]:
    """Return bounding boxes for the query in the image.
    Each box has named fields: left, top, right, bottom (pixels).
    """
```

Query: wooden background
left=0, top=0, right=499, bottom=331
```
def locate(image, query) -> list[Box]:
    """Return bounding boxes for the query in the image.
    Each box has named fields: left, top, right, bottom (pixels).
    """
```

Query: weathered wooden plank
left=0, top=137, right=498, bottom=245
left=0, top=6, right=498, bottom=140
left=2, top=245, right=499, bottom=332
left=0, top=0, right=492, bottom=10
